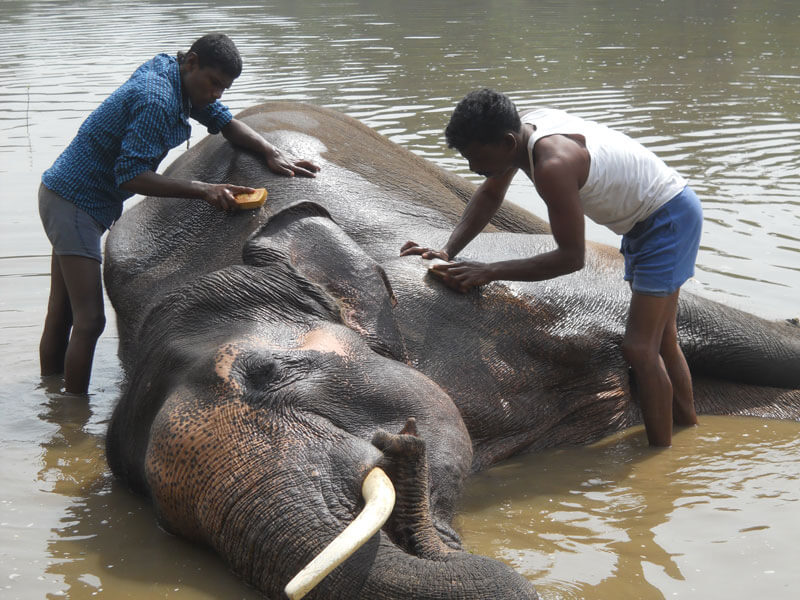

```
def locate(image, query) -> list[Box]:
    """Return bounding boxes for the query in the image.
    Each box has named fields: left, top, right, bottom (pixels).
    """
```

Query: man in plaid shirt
left=39, top=33, right=319, bottom=394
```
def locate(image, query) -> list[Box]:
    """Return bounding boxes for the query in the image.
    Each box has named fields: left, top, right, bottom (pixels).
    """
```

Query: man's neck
left=516, top=122, right=536, bottom=171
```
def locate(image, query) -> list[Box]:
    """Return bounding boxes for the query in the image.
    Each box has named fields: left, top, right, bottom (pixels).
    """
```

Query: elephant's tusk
left=284, top=467, right=396, bottom=600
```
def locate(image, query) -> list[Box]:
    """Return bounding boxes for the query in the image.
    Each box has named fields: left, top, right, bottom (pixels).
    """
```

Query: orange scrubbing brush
left=233, top=187, right=268, bottom=209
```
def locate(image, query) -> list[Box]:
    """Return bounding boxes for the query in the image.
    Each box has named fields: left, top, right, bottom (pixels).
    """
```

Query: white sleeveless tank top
left=522, top=108, right=686, bottom=234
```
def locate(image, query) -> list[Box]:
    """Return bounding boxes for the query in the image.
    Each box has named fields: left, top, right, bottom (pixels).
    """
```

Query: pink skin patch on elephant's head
left=213, top=343, right=244, bottom=394
left=298, top=327, right=349, bottom=357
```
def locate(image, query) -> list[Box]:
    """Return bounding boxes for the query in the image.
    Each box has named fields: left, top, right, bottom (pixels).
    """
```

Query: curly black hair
left=178, top=33, right=242, bottom=79
left=444, top=88, right=521, bottom=152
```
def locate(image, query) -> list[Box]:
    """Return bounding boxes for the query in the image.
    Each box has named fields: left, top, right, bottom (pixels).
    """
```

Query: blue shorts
left=620, top=186, right=703, bottom=297
left=39, top=183, right=106, bottom=263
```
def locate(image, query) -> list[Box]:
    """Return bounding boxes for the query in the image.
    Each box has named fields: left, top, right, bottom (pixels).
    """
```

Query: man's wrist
left=189, top=180, right=210, bottom=199
left=263, top=145, right=278, bottom=161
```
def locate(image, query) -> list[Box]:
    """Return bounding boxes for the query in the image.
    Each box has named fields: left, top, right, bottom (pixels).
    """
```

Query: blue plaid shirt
left=42, top=54, right=233, bottom=228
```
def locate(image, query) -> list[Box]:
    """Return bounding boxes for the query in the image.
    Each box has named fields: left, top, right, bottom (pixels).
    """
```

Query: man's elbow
left=220, top=118, right=239, bottom=139
left=564, top=249, right=585, bottom=274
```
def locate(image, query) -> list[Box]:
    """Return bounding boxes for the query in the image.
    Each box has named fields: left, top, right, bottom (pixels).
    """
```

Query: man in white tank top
left=401, top=89, right=702, bottom=447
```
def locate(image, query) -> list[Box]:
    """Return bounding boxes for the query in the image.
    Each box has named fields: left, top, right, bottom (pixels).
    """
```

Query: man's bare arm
left=434, top=135, right=587, bottom=290
left=400, top=166, right=517, bottom=260
left=120, top=170, right=254, bottom=211
left=222, top=118, right=320, bottom=178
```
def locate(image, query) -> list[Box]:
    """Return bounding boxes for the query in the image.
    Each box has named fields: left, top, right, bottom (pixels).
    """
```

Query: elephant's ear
left=244, top=202, right=409, bottom=363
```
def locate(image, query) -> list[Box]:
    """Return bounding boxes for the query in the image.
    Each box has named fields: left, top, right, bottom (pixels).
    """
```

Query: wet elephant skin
left=103, top=102, right=800, bottom=599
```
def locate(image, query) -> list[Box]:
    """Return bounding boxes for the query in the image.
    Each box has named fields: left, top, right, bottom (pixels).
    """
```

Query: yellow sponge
left=234, top=187, right=268, bottom=209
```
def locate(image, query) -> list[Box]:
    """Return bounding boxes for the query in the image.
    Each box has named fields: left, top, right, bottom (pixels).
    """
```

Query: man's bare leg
left=659, top=291, right=698, bottom=426
left=622, top=290, right=680, bottom=446
left=40, top=253, right=72, bottom=376
left=57, top=255, right=106, bottom=394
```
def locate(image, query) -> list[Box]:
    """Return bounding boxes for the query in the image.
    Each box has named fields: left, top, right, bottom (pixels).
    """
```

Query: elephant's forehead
left=212, top=325, right=354, bottom=377
left=298, top=327, right=348, bottom=356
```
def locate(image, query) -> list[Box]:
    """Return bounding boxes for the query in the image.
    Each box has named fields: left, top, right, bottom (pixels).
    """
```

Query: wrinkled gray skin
left=104, top=102, right=800, bottom=599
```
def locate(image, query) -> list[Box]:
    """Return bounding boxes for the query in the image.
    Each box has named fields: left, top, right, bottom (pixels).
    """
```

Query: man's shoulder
left=520, top=107, right=566, bottom=123
left=532, top=135, right=590, bottom=184
left=133, top=53, right=177, bottom=77
left=126, top=54, right=180, bottom=108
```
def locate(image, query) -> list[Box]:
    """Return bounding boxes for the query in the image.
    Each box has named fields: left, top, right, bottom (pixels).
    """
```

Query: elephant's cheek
left=143, top=391, right=258, bottom=541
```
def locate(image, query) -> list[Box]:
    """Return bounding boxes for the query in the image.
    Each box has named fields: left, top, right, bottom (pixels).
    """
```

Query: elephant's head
left=106, top=204, right=538, bottom=598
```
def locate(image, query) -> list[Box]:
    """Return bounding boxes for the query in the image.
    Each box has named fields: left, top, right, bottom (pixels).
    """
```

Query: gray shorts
left=38, top=184, right=105, bottom=263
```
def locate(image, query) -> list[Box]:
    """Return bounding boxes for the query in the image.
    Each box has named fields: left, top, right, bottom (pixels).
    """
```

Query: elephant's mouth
left=284, top=417, right=459, bottom=599
left=284, top=467, right=395, bottom=600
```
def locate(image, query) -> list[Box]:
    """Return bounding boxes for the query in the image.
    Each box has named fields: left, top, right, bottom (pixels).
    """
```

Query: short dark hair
left=178, top=33, right=242, bottom=79
left=445, top=89, right=521, bottom=152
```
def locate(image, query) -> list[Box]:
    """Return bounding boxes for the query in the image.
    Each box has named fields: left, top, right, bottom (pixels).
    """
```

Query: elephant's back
left=235, top=101, right=552, bottom=235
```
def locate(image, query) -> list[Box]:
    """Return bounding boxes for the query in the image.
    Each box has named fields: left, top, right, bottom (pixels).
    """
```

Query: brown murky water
left=1, top=1, right=798, bottom=598
left=457, top=418, right=800, bottom=599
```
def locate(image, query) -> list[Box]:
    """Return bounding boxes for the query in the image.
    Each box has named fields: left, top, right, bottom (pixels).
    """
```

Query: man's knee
left=73, top=311, right=106, bottom=340
left=621, top=338, right=660, bottom=371
left=659, top=317, right=680, bottom=347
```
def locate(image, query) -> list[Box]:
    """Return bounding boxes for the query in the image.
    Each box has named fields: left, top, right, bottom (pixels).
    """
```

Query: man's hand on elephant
left=399, top=240, right=449, bottom=261
left=265, top=148, right=320, bottom=178
left=202, top=183, right=254, bottom=212
left=430, top=260, right=494, bottom=293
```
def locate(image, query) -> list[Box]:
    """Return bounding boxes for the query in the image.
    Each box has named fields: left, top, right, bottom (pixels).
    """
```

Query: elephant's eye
left=238, top=354, right=281, bottom=389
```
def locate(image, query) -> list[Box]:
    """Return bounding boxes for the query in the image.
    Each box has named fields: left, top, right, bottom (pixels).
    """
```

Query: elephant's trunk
left=285, top=467, right=395, bottom=600
left=281, top=423, right=539, bottom=599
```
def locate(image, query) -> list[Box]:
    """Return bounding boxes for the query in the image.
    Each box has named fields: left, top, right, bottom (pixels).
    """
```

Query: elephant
left=103, top=101, right=800, bottom=599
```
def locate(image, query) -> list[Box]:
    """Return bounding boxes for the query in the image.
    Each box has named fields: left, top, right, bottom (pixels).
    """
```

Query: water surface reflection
left=457, top=417, right=800, bottom=599
left=36, top=384, right=258, bottom=599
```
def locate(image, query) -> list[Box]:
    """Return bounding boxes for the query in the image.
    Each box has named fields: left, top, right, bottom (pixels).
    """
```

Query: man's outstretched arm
left=221, top=118, right=320, bottom=178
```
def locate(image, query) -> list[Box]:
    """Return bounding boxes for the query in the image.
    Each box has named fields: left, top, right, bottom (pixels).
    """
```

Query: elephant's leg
left=693, top=376, right=800, bottom=418
left=679, top=295, right=800, bottom=389
left=371, top=418, right=458, bottom=557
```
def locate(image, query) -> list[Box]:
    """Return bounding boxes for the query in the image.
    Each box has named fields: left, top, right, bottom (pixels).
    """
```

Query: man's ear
left=183, top=51, right=199, bottom=70
left=503, top=131, right=518, bottom=152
